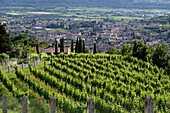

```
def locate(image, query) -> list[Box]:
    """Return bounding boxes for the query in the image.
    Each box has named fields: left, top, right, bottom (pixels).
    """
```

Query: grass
left=72, top=7, right=114, bottom=12
left=0, top=95, right=49, bottom=113
left=163, top=24, right=170, bottom=27
left=0, top=59, right=50, bottom=113
left=46, top=28, right=67, bottom=32
left=109, top=15, right=143, bottom=20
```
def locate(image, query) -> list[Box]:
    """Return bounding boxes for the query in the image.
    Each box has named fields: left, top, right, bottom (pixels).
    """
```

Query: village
left=0, top=7, right=170, bottom=53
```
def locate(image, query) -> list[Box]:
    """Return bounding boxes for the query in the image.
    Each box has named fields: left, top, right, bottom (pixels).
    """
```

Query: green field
left=69, top=7, right=170, bottom=13
left=110, top=16, right=143, bottom=20
left=5, top=7, right=166, bottom=21
left=46, top=28, right=67, bottom=32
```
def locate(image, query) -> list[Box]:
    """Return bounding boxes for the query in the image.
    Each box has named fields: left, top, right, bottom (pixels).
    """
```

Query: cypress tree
left=93, top=43, right=96, bottom=54
left=36, top=44, right=39, bottom=54
left=60, top=37, right=64, bottom=53
left=71, top=40, right=74, bottom=52
left=75, top=37, right=79, bottom=53
left=55, top=40, right=58, bottom=55
left=78, top=37, right=82, bottom=53
left=82, top=40, right=85, bottom=53
left=24, top=40, right=27, bottom=46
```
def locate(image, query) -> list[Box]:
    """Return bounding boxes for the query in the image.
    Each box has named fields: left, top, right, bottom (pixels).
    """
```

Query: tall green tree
left=132, top=40, right=144, bottom=59
left=75, top=37, right=79, bottom=53
left=24, top=40, right=28, bottom=46
left=93, top=43, right=96, bottom=54
left=166, top=59, right=170, bottom=75
left=0, top=24, right=11, bottom=54
left=36, top=44, right=39, bottom=54
left=55, top=40, right=58, bottom=55
left=152, top=44, right=170, bottom=68
left=78, top=37, right=82, bottom=53
left=71, top=40, right=74, bottom=52
left=132, top=40, right=153, bottom=62
left=82, top=40, right=85, bottom=53
left=12, top=34, right=27, bottom=42
left=121, top=44, right=132, bottom=56
left=60, top=37, right=64, bottom=53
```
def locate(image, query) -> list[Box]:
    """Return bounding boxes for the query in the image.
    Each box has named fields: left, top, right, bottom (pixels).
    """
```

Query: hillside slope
left=0, top=53, right=170, bottom=112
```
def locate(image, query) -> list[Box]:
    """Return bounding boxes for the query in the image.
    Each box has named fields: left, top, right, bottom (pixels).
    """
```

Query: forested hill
left=1, top=0, right=170, bottom=9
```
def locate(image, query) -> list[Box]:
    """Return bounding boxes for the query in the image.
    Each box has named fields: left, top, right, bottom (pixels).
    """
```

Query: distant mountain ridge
left=1, top=0, right=170, bottom=9
left=3, top=0, right=170, bottom=4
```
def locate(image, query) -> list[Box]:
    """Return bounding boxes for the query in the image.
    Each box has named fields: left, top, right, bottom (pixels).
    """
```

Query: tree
left=107, top=47, right=119, bottom=54
left=71, top=40, right=74, bottom=52
left=36, top=44, right=39, bottom=54
left=23, top=45, right=36, bottom=58
left=10, top=44, right=24, bottom=58
left=78, top=37, right=82, bottom=53
left=144, top=46, right=154, bottom=63
left=55, top=40, right=58, bottom=55
left=12, top=34, right=27, bottom=42
left=165, top=59, right=170, bottom=75
left=152, top=44, right=170, bottom=68
left=132, top=40, right=144, bottom=59
left=0, top=24, right=11, bottom=54
left=24, top=40, right=28, bottom=46
left=60, top=37, right=64, bottom=53
left=75, top=37, right=79, bottom=53
left=121, top=44, right=132, bottom=56
left=0, top=53, right=9, bottom=65
left=85, top=48, right=89, bottom=53
left=132, top=40, right=154, bottom=62
left=93, top=43, right=96, bottom=54
left=82, top=40, right=85, bottom=53
left=27, top=37, right=39, bottom=47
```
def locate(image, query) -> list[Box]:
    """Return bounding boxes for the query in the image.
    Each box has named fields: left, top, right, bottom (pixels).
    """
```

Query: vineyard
left=0, top=53, right=170, bottom=113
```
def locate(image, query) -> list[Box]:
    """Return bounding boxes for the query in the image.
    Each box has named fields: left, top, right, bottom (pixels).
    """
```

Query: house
left=32, top=27, right=45, bottom=30
left=35, top=46, right=70, bottom=54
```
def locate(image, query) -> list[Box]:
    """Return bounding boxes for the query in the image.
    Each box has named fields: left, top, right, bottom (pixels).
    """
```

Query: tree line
left=107, top=40, right=170, bottom=75
left=0, top=24, right=47, bottom=64
left=54, top=37, right=96, bottom=54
